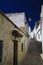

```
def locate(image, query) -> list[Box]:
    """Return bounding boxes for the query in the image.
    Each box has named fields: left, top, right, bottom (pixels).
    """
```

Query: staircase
left=20, top=39, right=43, bottom=65
left=27, top=39, right=42, bottom=54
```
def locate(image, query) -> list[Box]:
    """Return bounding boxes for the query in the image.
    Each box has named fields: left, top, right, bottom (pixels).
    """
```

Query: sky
left=0, top=0, right=43, bottom=30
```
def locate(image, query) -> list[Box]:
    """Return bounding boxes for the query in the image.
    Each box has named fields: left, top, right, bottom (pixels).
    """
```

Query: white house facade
left=35, top=21, right=41, bottom=41
left=30, top=21, right=41, bottom=42
left=40, top=5, right=43, bottom=53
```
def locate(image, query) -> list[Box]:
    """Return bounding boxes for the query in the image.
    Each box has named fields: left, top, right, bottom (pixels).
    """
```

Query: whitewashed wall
left=29, top=26, right=31, bottom=37
left=35, top=24, right=41, bottom=41
left=6, top=13, right=25, bottom=28
left=36, top=30, right=41, bottom=41
left=30, top=25, right=36, bottom=39
left=40, top=5, right=43, bottom=53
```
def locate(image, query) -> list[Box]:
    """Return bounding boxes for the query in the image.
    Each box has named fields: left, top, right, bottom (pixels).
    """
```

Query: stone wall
left=0, top=13, right=30, bottom=65
left=0, top=14, right=15, bottom=65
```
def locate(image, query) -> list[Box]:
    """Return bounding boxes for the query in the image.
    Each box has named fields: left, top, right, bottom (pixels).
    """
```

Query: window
left=21, top=43, right=23, bottom=52
left=0, top=40, right=3, bottom=63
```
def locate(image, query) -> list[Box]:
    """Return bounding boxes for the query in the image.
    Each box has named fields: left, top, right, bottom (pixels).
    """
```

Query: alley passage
left=20, top=39, right=43, bottom=65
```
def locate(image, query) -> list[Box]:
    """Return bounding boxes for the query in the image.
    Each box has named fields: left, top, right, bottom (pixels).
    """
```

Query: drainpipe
left=40, top=5, right=43, bottom=53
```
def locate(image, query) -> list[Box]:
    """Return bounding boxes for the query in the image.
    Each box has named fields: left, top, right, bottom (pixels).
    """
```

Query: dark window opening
left=0, top=40, right=3, bottom=63
left=21, top=43, right=23, bottom=52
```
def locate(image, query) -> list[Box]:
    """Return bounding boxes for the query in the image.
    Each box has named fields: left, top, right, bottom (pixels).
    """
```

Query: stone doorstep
left=40, top=54, right=43, bottom=60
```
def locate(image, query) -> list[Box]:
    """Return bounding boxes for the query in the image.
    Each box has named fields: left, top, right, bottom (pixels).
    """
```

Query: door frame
left=13, top=40, right=18, bottom=65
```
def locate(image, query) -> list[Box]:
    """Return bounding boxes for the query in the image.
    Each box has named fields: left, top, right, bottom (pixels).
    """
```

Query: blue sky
left=0, top=0, right=43, bottom=30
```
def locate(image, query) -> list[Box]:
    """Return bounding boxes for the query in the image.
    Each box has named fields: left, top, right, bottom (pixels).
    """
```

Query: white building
left=35, top=21, right=41, bottom=41
left=30, top=21, right=41, bottom=42
left=30, top=23, right=36, bottom=39
left=29, top=26, right=31, bottom=37
left=6, top=13, right=30, bottom=36
left=40, top=5, right=43, bottom=53
left=6, top=13, right=25, bottom=28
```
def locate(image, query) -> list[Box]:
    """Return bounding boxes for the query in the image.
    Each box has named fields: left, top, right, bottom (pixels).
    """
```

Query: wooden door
left=13, top=40, right=18, bottom=65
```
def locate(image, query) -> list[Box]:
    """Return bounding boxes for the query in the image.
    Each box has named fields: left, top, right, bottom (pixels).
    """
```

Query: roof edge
left=0, top=11, right=26, bottom=35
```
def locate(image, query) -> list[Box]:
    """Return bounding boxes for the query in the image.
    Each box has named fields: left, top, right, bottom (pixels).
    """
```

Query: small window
left=0, top=40, right=3, bottom=63
left=21, top=43, right=23, bottom=52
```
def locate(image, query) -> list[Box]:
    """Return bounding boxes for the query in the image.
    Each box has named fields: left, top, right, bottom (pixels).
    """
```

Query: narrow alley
left=20, top=39, right=43, bottom=65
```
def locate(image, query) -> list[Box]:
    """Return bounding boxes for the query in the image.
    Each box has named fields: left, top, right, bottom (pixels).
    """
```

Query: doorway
left=13, top=40, right=18, bottom=65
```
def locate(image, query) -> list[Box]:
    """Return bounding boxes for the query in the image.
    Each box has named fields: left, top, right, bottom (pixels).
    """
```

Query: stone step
left=27, top=40, right=42, bottom=54
left=20, top=39, right=42, bottom=65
